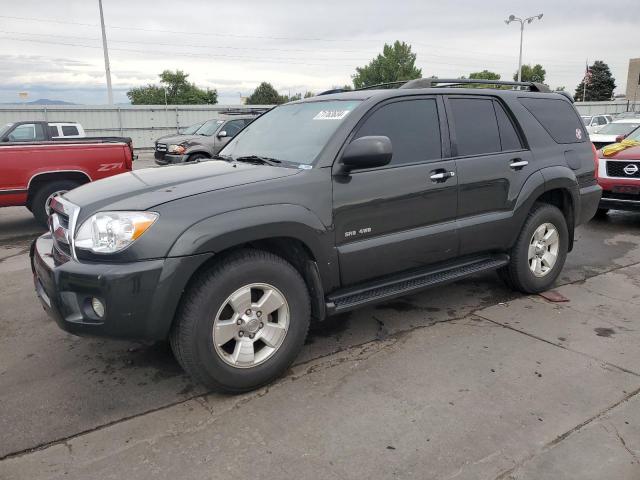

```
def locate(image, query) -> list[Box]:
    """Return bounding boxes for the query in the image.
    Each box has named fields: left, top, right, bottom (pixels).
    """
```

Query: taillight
left=125, top=141, right=134, bottom=170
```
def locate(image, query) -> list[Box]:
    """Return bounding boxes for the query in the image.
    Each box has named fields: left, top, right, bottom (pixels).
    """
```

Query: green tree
left=304, top=91, right=315, bottom=98
left=352, top=41, right=422, bottom=89
left=245, top=82, right=285, bottom=105
left=466, top=70, right=501, bottom=88
left=127, top=70, right=217, bottom=105
left=574, top=61, right=616, bottom=101
left=514, top=64, right=546, bottom=83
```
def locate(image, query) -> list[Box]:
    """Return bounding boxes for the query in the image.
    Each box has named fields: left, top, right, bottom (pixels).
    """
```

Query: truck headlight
left=168, top=144, right=186, bottom=154
left=75, top=211, right=159, bottom=254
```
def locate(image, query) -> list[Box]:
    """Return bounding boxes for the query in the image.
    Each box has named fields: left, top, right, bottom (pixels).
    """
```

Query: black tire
left=31, top=180, right=79, bottom=226
left=499, top=203, right=568, bottom=294
left=187, top=153, right=208, bottom=163
left=170, top=249, right=311, bottom=393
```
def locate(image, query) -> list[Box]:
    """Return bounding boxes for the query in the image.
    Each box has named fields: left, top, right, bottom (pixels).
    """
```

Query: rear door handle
left=510, top=159, right=529, bottom=170
left=430, top=170, right=456, bottom=182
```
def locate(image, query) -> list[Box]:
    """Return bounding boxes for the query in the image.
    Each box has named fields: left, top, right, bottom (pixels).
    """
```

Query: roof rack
left=318, top=78, right=553, bottom=96
left=399, top=78, right=551, bottom=92
left=219, top=107, right=271, bottom=116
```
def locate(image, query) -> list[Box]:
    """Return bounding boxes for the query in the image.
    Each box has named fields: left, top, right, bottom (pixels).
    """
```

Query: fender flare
left=168, top=203, right=338, bottom=289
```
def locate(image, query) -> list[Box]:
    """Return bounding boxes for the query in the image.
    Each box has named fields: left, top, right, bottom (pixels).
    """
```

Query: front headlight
left=75, top=211, right=159, bottom=254
left=168, top=144, right=186, bottom=154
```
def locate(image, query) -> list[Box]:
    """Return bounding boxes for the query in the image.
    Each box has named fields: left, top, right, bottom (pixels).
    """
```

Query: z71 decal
left=97, top=162, right=124, bottom=172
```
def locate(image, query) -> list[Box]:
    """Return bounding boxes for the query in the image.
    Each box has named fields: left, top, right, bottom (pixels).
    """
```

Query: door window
left=449, top=98, right=501, bottom=156
left=222, top=120, right=245, bottom=138
left=354, top=99, right=441, bottom=165
left=8, top=123, right=46, bottom=142
left=48, top=125, right=59, bottom=137
left=493, top=101, right=523, bottom=151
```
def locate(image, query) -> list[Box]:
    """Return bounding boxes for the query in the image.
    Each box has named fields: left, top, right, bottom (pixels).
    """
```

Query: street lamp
left=505, top=13, right=543, bottom=83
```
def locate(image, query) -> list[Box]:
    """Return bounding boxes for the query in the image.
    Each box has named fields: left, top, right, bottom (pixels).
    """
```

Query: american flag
left=584, top=62, right=592, bottom=85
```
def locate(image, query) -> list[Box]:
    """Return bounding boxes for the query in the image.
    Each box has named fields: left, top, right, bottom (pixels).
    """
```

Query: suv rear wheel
left=170, top=249, right=310, bottom=392
left=499, top=203, right=568, bottom=293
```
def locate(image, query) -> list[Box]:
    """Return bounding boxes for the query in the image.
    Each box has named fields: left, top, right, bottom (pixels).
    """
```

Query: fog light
left=91, top=297, right=105, bottom=318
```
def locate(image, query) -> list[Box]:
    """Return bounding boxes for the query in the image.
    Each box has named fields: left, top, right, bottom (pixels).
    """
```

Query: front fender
left=168, top=203, right=338, bottom=289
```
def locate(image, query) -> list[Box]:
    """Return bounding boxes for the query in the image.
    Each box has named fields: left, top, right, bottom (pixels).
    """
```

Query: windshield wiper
left=234, top=155, right=282, bottom=166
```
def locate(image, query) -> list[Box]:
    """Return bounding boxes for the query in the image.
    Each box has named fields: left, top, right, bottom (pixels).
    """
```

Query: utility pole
left=98, top=0, right=114, bottom=105
left=505, top=14, right=543, bottom=83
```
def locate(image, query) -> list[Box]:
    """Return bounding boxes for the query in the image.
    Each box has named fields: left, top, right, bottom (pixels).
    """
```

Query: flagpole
left=583, top=60, right=588, bottom=102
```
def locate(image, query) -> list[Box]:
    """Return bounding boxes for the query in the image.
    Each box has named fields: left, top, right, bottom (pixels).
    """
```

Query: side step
left=326, top=254, right=510, bottom=315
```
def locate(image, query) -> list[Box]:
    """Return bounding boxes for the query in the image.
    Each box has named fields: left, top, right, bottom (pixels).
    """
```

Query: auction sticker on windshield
left=314, top=110, right=351, bottom=120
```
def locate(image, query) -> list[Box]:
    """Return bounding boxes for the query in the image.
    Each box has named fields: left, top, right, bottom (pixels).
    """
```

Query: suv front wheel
left=499, top=203, right=568, bottom=293
left=170, top=249, right=310, bottom=393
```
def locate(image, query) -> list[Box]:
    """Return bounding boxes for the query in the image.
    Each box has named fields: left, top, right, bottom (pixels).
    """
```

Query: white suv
left=47, top=122, right=86, bottom=138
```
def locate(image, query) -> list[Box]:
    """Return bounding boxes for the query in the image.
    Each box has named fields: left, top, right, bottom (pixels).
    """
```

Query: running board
left=326, top=254, right=510, bottom=315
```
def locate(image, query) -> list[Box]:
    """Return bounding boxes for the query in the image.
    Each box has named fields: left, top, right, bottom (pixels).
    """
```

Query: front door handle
left=510, top=159, right=529, bottom=170
left=430, top=170, right=456, bottom=182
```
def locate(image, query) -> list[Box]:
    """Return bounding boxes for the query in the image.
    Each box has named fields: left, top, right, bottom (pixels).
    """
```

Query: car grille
left=48, top=196, right=79, bottom=259
left=156, top=143, right=167, bottom=152
left=606, top=160, right=640, bottom=178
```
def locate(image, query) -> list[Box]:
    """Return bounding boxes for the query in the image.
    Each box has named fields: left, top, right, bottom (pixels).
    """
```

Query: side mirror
left=340, top=136, right=392, bottom=172
left=615, top=135, right=626, bottom=143
left=217, top=130, right=228, bottom=138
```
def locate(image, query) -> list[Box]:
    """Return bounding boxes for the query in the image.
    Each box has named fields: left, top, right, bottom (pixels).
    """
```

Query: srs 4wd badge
left=344, top=227, right=372, bottom=238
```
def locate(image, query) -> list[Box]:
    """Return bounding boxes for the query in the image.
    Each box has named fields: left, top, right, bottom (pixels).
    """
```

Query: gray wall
left=574, top=100, right=637, bottom=116
left=0, top=104, right=271, bottom=149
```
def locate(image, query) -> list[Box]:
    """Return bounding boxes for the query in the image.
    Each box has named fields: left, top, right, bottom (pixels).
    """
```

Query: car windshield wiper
left=234, top=155, right=282, bottom=166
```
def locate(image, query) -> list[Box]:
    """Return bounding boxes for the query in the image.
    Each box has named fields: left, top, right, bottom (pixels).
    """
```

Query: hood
left=598, top=145, right=640, bottom=160
left=155, top=134, right=201, bottom=145
left=65, top=161, right=301, bottom=215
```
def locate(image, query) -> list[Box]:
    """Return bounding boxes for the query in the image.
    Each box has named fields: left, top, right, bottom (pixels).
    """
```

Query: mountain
left=0, top=99, right=77, bottom=105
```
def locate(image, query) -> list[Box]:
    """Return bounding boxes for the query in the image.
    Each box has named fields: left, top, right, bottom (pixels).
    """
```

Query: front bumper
left=155, top=153, right=187, bottom=165
left=30, top=233, right=211, bottom=340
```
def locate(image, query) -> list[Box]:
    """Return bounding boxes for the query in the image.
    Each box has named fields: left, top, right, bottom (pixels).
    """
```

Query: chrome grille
left=156, top=143, right=167, bottom=152
left=48, top=196, right=80, bottom=260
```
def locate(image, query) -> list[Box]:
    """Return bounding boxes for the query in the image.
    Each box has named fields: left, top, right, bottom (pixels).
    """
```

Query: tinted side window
left=8, top=123, right=46, bottom=142
left=493, top=101, right=523, bottom=151
left=223, top=120, right=244, bottom=137
left=449, top=98, right=500, bottom=156
left=519, top=97, right=585, bottom=144
left=49, top=125, right=59, bottom=137
left=355, top=99, right=441, bottom=165
left=61, top=125, right=79, bottom=136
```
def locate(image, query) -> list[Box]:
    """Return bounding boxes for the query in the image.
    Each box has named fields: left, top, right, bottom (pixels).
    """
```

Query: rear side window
left=519, top=98, right=585, bottom=144
left=61, top=125, right=79, bottom=136
left=493, top=101, right=523, bottom=151
left=449, top=98, right=500, bottom=156
left=48, top=125, right=59, bottom=137
left=355, top=99, right=441, bottom=165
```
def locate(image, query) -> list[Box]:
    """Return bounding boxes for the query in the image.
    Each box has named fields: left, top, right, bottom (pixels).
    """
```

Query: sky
left=0, top=0, right=638, bottom=105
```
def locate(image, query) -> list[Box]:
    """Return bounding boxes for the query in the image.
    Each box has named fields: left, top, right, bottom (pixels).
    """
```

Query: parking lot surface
left=1, top=154, right=639, bottom=478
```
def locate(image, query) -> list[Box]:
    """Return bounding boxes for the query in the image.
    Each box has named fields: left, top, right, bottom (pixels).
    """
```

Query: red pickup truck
left=0, top=121, right=134, bottom=224
left=595, top=126, right=640, bottom=215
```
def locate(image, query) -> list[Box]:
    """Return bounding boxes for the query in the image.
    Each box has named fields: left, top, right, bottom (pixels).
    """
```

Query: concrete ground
left=1, top=154, right=639, bottom=478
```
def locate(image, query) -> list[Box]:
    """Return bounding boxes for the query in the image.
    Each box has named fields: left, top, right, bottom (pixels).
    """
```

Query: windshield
left=596, top=122, right=640, bottom=135
left=626, top=126, right=640, bottom=141
left=581, top=116, right=592, bottom=125
left=195, top=119, right=224, bottom=136
left=220, top=100, right=362, bottom=165
left=180, top=122, right=203, bottom=135
left=0, top=123, right=13, bottom=138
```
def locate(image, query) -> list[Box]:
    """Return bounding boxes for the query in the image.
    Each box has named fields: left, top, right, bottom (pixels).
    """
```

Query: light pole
left=98, top=0, right=113, bottom=105
left=505, top=13, right=543, bottom=83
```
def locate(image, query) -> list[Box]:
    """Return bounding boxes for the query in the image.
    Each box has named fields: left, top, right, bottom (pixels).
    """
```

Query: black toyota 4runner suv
left=31, top=79, right=601, bottom=392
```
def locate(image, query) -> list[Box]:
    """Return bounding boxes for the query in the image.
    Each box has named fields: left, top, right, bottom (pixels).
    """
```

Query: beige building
left=626, top=58, right=640, bottom=102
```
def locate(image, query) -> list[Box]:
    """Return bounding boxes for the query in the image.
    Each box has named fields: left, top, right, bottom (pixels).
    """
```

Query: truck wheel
left=31, top=180, right=79, bottom=226
left=170, top=249, right=310, bottom=393
left=499, top=203, right=568, bottom=294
